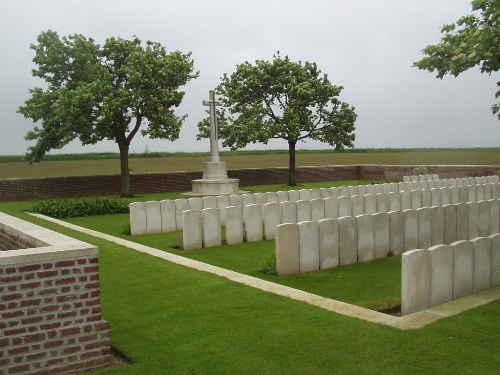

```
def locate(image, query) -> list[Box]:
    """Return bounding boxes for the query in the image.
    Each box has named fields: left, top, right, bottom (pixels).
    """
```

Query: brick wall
left=0, top=213, right=112, bottom=375
left=0, top=228, right=37, bottom=251
left=0, top=165, right=498, bottom=201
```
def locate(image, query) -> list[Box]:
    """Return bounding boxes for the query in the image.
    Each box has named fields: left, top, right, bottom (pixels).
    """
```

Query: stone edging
left=28, top=213, right=500, bottom=330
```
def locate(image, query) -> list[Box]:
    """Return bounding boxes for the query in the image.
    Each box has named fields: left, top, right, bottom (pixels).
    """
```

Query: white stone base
left=191, top=178, right=240, bottom=195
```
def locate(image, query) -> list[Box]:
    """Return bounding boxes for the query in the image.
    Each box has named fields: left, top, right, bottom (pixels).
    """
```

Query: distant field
left=0, top=148, right=499, bottom=179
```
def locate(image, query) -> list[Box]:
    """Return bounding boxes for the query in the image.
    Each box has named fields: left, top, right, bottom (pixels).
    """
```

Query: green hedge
left=31, top=198, right=129, bottom=218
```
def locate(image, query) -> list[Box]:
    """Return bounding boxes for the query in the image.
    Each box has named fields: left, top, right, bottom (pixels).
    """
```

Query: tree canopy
left=198, top=53, right=357, bottom=185
left=18, top=30, right=198, bottom=196
left=413, top=0, right=500, bottom=118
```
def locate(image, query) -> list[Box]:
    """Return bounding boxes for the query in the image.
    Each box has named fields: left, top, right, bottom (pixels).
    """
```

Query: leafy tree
left=413, top=0, right=499, bottom=118
left=18, top=30, right=198, bottom=196
left=198, top=53, right=357, bottom=186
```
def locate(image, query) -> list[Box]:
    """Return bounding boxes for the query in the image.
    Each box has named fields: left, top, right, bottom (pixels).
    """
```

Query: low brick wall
left=0, top=165, right=498, bottom=201
left=0, top=227, right=37, bottom=251
left=0, top=213, right=112, bottom=375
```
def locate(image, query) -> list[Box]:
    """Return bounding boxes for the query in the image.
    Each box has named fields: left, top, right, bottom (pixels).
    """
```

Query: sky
left=1, top=0, right=499, bottom=156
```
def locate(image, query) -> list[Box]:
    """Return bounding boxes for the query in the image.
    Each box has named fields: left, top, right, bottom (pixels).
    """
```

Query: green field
left=0, top=148, right=499, bottom=179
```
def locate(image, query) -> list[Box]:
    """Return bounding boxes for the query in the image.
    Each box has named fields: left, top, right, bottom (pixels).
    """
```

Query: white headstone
left=202, top=208, right=221, bottom=248
left=338, top=216, right=358, bottom=266
left=241, top=193, right=255, bottom=207
left=449, top=186, right=459, bottom=205
left=421, top=190, right=431, bottom=208
left=389, top=210, right=405, bottom=256
left=216, top=195, right=230, bottom=225
left=430, top=188, right=441, bottom=207
left=357, top=215, right=374, bottom=262
left=310, top=189, right=321, bottom=200
left=318, top=218, right=339, bottom=270
left=229, top=194, right=243, bottom=207
left=160, top=199, right=177, bottom=233
left=472, top=237, right=492, bottom=293
left=364, top=194, right=377, bottom=215
left=444, top=204, right=457, bottom=244
left=400, top=191, right=412, bottom=211
left=299, top=189, right=311, bottom=201
left=401, top=249, right=430, bottom=316
left=338, top=196, right=352, bottom=218
left=130, top=202, right=147, bottom=235
left=451, top=240, right=473, bottom=299
left=404, top=209, right=419, bottom=251
left=188, top=197, right=203, bottom=210
left=351, top=195, right=364, bottom=216
left=276, top=223, right=300, bottom=275
left=388, top=192, right=400, bottom=212
left=468, top=185, right=477, bottom=202
left=459, top=186, right=469, bottom=203
left=428, top=244, right=453, bottom=307
left=489, top=199, right=500, bottom=234
left=376, top=193, right=389, bottom=213
left=296, top=200, right=312, bottom=222
left=374, top=213, right=390, bottom=259
left=467, top=202, right=479, bottom=239
left=174, top=199, right=189, bottom=231
left=324, top=197, right=339, bottom=219
left=244, top=204, right=263, bottom=242
left=182, top=209, right=203, bottom=250
left=288, top=189, right=300, bottom=202
left=145, top=201, right=162, bottom=234
left=430, top=206, right=445, bottom=246
left=277, top=191, right=289, bottom=203
left=417, top=207, right=432, bottom=249
left=298, top=221, right=320, bottom=273
left=280, top=201, right=297, bottom=224
left=319, top=188, right=331, bottom=200
left=226, top=206, right=244, bottom=244
left=478, top=200, right=490, bottom=237
left=263, top=203, right=280, bottom=240
left=254, top=192, right=267, bottom=206
left=411, top=190, right=422, bottom=210
left=476, top=184, right=485, bottom=202
left=266, top=192, right=278, bottom=204
left=490, top=233, right=500, bottom=286
left=456, top=203, right=469, bottom=241
left=311, top=199, right=325, bottom=221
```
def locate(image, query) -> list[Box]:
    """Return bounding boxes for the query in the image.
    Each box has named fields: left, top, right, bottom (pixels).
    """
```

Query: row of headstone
left=402, top=174, right=439, bottom=182
left=402, top=234, right=500, bottom=315
left=129, top=176, right=499, bottom=235
left=275, top=199, right=500, bottom=276
left=180, top=182, right=500, bottom=248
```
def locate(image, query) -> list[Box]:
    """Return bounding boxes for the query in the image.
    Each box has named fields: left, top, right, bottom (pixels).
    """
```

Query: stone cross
left=202, top=90, right=222, bottom=162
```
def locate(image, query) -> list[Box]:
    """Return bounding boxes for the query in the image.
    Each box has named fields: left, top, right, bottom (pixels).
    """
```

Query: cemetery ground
left=0, top=180, right=499, bottom=374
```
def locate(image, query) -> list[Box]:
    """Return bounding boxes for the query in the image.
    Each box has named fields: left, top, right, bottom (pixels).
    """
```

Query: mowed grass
left=1, top=200, right=499, bottom=374
left=1, top=148, right=499, bottom=179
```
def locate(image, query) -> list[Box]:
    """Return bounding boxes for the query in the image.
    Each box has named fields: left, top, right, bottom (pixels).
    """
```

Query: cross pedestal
left=191, top=90, right=240, bottom=195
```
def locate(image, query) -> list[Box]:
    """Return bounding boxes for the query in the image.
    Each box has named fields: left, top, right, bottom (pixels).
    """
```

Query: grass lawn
left=1, top=180, right=500, bottom=373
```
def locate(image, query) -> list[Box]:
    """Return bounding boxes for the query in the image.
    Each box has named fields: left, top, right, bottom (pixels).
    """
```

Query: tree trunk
left=118, top=141, right=133, bottom=197
left=288, top=140, right=297, bottom=186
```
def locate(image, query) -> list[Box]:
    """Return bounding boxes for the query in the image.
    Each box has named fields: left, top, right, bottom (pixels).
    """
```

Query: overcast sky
left=1, top=0, right=499, bottom=156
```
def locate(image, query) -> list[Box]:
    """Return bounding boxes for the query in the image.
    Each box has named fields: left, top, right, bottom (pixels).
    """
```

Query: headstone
left=428, top=245, right=453, bottom=307
left=241, top=193, right=255, bottom=207
left=277, top=191, right=289, bottom=203
left=160, top=199, right=177, bottom=233
left=226, top=206, right=244, bottom=244
left=296, top=200, right=312, bottom=222
left=145, top=201, right=162, bottom=234
left=202, top=208, right=222, bottom=248
left=174, top=199, right=189, bottom=231
left=459, top=186, right=469, bottom=203
left=338, top=216, right=358, bottom=266
left=244, top=204, right=263, bottom=242
left=471, top=237, right=492, bottom=292
left=484, top=184, right=492, bottom=200
left=382, top=183, right=392, bottom=194
left=182, top=210, right=203, bottom=250
left=371, top=213, right=389, bottom=259
left=319, top=188, right=331, bottom=200
left=389, top=210, right=405, bottom=256
left=311, top=199, right=325, bottom=221
left=229, top=194, right=243, bottom=207
left=400, top=191, right=412, bottom=211
left=456, top=203, right=469, bottom=241
left=427, top=180, right=436, bottom=190
left=403, top=176, right=411, bottom=183
left=476, top=184, right=485, bottom=202
left=280, top=201, right=297, bottom=224
left=130, top=202, right=147, bottom=235
left=323, top=197, right=338, bottom=219
left=401, top=249, right=430, bottom=316
left=431, top=206, right=445, bottom=246
left=351, top=195, right=364, bottom=216
left=310, top=189, right=321, bottom=200
left=329, top=187, right=340, bottom=199
left=398, top=182, right=407, bottom=192
left=366, top=184, right=376, bottom=195
left=444, top=204, right=457, bottom=244
left=430, top=189, right=441, bottom=207
left=388, top=192, right=400, bottom=212
left=490, top=233, right=500, bottom=286
left=468, top=185, right=477, bottom=202
left=288, top=189, right=300, bottom=202
left=298, top=221, right=320, bottom=273
left=489, top=199, right=500, bottom=234
left=417, top=207, right=432, bottom=249
left=254, top=192, right=267, bottom=207
left=451, top=240, right=474, bottom=299
left=339, top=186, right=349, bottom=197
left=364, top=194, right=377, bottom=215
left=404, top=209, right=419, bottom=251
left=440, top=188, right=451, bottom=206
left=338, top=196, right=352, bottom=218
left=216, top=195, right=229, bottom=225
left=347, top=185, right=357, bottom=196
left=376, top=193, right=389, bottom=213
left=275, top=224, right=299, bottom=275
left=467, top=202, right=479, bottom=239
left=357, top=215, right=374, bottom=262
left=421, top=190, right=431, bottom=208
left=263, top=203, right=280, bottom=240
left=299, top=189, right=311, bottom=201
left=411, top=190, right=422, bottom=210
left=358, top=185, right=368, bottom=195
left=266, top=192, right=278, bottom=204
left=478, top=200, right=490, bottom=237
left=188, top=197, right=203, bottom=210
left=318, top=218, right=339, bottom=270
left=202, top=195, right=218, bottom=209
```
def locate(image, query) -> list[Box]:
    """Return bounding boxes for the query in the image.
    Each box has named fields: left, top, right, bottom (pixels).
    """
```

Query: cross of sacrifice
left=202, top=90, right=222, bottom=162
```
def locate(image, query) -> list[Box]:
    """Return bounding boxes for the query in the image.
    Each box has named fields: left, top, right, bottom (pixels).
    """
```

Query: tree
left=413, top=0, right=499, bottom=119
left=18, top=30, right=198, bottom=196
left=197, top=53, right=357, bottom=186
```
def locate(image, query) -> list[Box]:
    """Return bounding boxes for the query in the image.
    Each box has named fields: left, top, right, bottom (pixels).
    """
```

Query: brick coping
left=29, top=213, right=500, bottom=330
